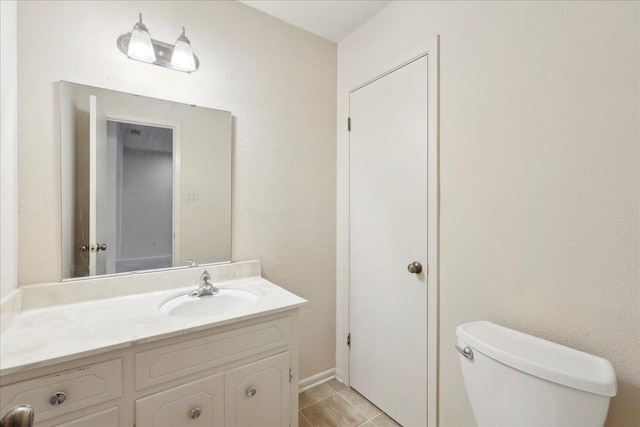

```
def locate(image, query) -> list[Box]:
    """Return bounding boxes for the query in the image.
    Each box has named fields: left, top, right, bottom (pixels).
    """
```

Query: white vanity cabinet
left=135, top=352, right=290, bottom=427
left=0, top=310, right=300, bottom=427
left=224, top=352, right=290, bottom=427
left=54, top=407, right=120, bottom=427
left=0, top=359, right=123, bottom=425
left=135, top=373, right=225, bottom=427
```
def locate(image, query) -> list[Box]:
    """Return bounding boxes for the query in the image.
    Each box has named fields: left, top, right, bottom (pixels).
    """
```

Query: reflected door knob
left=407, top=261, right=423, bottom=274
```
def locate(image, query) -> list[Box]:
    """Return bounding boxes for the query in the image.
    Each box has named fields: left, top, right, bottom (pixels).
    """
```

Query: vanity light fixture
left=117, top=13, right=200, bottom=73
left=127, top=13, right=156, bottom=63
left=171, top=27, right=197, bottom=72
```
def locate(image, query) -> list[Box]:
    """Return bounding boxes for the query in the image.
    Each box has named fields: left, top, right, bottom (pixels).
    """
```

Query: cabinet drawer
left=53, top=406, right=119, bottom=427
left=135, top=317, right=290, bottom=390
left=136, top=373, right=224, bottom=427
left=0, top=359, right=122, bottom=423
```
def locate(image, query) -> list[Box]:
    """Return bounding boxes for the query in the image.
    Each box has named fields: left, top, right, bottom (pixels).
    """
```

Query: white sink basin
left=160, top=289, right=258, bottom=317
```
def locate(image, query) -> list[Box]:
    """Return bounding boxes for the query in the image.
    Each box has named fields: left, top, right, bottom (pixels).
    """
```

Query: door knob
left=407, top=261, right=423, bottom=274
left=0, top=405, right=34, bottom=427
left=79, top=245, right=89, bottom=252
left=96, top=243, right=107, bottom=252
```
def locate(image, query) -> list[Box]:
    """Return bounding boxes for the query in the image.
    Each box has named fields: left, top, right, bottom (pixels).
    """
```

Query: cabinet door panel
left=225, top=352, right=289, bottom=427
left=136, top=373, right=224, bottom=427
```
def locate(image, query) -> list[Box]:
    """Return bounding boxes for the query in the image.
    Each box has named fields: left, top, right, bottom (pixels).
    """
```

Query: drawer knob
left=247, top=386, right=257, bottom=397
left=49, top=392, right=67, bottom=406
left=190, top=408, right=201, bottom=420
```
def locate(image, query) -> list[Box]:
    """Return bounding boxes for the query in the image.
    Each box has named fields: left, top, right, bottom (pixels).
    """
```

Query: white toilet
left=456, top=321, right=617, bottom=427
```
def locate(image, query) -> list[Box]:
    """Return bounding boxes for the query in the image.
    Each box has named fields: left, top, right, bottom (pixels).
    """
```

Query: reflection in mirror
left=108, top=122, right=173, bottom=274
left=60, top=81, right=231, bottom=280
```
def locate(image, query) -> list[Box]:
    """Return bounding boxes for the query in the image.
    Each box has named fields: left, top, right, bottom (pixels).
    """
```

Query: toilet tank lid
left=456, top=321, right=617, bottom=397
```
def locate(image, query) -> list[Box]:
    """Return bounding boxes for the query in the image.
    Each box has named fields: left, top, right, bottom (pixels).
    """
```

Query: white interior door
left=89, top=95, right=108, bottom=276
left=349, top=55, right=428, bottom=427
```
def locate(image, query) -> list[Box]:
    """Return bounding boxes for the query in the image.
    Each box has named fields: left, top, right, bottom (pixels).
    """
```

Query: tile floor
left=298, top=380, right=401, bottom=427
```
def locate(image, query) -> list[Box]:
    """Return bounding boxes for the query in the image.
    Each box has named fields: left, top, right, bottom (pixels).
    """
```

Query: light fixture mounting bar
left=117, top=33, right=200, bottom=73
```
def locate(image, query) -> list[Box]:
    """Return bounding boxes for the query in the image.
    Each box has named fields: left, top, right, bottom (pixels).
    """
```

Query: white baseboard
left=298, top=368, right=336, bottom=393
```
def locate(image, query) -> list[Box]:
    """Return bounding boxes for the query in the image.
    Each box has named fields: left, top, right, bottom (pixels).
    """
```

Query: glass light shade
left=128, top=29, right=156, bottom=63
left=171, top=40, right=196, bottom=72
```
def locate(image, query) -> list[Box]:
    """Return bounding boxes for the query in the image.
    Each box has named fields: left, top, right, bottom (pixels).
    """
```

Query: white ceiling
left=239, top=0, right=393, bottom=43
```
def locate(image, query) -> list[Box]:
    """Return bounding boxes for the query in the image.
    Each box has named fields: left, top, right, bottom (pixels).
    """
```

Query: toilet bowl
left=456, top=321, right=616, bottom=427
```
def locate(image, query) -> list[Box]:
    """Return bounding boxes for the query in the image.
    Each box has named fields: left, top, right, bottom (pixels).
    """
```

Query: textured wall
left=17, top=1, right=336, bottom=380
left=0, top=0, right=18, bottom=300
left=337, top=1, right=639, bottom=425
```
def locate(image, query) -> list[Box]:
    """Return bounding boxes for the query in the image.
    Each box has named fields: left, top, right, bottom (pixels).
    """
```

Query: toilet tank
left=456, top=321, right=617, bottom=427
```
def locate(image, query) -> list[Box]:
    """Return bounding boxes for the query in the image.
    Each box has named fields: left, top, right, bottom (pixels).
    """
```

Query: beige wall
left=17, top=1, right=336, bottom=380
left=337, top=1, right=639, bottom=425
left=0, top=0, right=18, bottom=301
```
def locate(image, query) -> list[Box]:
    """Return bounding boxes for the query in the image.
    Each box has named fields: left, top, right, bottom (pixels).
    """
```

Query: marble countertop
left=0, top=274, right=306, bottom=377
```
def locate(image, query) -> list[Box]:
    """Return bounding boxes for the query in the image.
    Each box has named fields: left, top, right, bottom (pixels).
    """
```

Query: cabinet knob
left=190, top=407, right=201, bottom=419
left=49, top=392, right=67, bottom=406
left=247, top=386, right=257, bottom=397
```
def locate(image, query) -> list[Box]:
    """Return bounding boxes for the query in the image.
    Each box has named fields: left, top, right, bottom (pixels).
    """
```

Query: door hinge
left=348, top=117, right=351, bottom=132
left=289, top=368, right=293, bottom=383
left=347, top=333, right=351, bottom=348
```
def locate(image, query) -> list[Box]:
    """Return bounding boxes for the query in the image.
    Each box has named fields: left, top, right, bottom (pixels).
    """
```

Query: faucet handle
left=187, top=259, right=197, bottom=267
left=200, top=270, right=211, bottom=282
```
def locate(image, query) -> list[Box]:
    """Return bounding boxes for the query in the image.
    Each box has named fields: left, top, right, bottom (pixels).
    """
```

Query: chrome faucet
left=189, top=270, right=219, bottom=297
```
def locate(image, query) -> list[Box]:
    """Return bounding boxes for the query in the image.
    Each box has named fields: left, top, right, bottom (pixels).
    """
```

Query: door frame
left=336, top=36, right=440, bottom=427
left=102, top=111, right=182, bottom=268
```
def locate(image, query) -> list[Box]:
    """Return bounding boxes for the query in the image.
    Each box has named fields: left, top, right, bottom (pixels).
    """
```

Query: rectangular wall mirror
left=60, top=81, right=231, bottom=280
